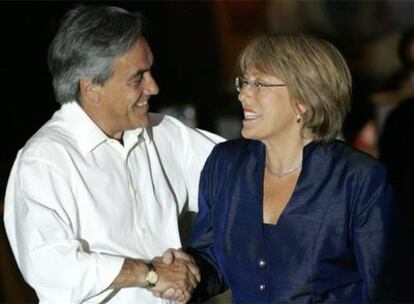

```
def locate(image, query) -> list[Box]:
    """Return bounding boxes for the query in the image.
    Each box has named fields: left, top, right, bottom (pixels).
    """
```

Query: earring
left=296, top=113, right=303, bottom=123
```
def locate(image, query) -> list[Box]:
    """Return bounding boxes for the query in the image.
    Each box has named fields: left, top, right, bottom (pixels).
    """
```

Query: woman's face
left=238, top=67, right=304, bottom=143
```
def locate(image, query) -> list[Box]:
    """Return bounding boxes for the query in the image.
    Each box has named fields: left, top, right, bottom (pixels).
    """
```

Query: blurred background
left=1, top=0, right=414, bottom=302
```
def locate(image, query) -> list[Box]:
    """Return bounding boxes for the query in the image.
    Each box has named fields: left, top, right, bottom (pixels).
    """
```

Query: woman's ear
left=79, top=78, right=101, bottom=106
left=297, top=101, right=308, bottom=116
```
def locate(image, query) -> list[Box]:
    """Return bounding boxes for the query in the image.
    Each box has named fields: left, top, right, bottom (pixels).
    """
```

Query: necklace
left=265, top=160, right=302, bottom=177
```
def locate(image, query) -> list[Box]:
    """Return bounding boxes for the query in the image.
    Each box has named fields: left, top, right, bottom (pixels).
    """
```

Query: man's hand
left=151, top=254, right=199, bottom=303
left=162, top=248, right=200, bottom=282
left=152, top=248, right=200, bottom=303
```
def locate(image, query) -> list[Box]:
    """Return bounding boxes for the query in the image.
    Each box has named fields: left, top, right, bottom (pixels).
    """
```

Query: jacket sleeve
left=3, top=155, right=124, bottom=303
left=187, top=147, right=228, bottom=302
left=352, top=163, right=413, bottom=302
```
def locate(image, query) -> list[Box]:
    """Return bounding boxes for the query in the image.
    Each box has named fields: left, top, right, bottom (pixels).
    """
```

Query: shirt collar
left=124, top=123, right=153, bottom=146
left=60, top=101, right=152, bottom=156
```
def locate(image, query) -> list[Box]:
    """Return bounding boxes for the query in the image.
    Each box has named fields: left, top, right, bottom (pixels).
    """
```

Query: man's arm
left=4, top=157, right=197, bottom=302
left=4, top=157, right=125, bottom=302
left=110, top=256, right=199, bottom=302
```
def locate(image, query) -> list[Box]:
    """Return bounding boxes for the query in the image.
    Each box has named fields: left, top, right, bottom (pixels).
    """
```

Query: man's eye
left=254, top=82, right=264, bottom=88
left=132, top=74, right=144, bottom=85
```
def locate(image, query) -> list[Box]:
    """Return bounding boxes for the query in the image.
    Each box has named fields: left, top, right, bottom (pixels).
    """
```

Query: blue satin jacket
left=189, top=139, right=412, bottom=303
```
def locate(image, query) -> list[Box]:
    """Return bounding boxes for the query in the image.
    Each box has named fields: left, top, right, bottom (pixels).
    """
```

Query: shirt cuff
left=96, top=254, right=125, bottom=291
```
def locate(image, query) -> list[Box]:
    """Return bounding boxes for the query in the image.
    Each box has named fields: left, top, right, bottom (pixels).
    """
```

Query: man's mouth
left=136, top=97, right=149, bottom=107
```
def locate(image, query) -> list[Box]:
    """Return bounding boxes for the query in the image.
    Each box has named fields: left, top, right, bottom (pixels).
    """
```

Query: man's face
left=94, top=38, right=159, bottom=139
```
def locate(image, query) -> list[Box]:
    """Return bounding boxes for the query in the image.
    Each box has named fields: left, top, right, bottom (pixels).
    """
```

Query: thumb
left=162, top=248, right=174, bottom=264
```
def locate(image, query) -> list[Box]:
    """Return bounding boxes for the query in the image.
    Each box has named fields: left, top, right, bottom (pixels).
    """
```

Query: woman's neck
left=263, top=136, right=312, bottom=175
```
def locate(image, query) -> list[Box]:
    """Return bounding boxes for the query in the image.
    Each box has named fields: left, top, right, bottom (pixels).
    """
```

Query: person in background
left=164, top=33, right=412, bottom=303
left=379, top=85, right=414, bottom=245
left=371, top=27, right=414, bottom=110
left=373, top=27, right=414, bottom=247
left=3, top=5, right=223, bottom=303
left=368, top=27, right=414, bottom=146
left=379, top=28, right=414, bottom=247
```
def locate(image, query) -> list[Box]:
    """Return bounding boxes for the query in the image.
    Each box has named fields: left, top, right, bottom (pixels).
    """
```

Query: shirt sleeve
left=352, top=163, right=413, bottom=302
left=4, top=155, right=124, bottom=303
left=181, top=127, right=225, bottom=213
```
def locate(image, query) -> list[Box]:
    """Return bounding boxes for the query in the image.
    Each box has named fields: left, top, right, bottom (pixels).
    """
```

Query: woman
left=187, top=34, right=412, bottom=303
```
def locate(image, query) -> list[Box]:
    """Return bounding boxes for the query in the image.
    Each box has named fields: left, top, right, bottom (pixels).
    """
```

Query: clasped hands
left=151, top=249, right=199, bottom=303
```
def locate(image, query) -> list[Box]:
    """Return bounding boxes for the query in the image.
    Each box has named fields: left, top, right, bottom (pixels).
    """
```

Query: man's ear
left=79, top=78, right=101, bottom=105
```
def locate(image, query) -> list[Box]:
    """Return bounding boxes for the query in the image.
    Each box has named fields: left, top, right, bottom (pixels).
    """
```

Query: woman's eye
left=255, top=82, right=264, bottom=88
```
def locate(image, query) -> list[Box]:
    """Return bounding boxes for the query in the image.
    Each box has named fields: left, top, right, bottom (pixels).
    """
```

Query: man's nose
left=143, top=73, right=159, bottom=96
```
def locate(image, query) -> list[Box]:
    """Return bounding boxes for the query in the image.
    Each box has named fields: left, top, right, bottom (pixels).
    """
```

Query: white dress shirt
left=4, top=102, right=223, bottom=303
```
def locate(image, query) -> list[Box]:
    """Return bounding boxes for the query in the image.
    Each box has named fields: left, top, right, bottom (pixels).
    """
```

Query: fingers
left=163, top=288, right=176, bottom=299
left=187, top=261, right=201, bottom=283
left=163, top=249, right=200, bottom=282
left=171, top=289, right=189, bottom=304
left=162, top=248, right=194, bottom=264
left=151, top=257, right=199, bottom=302
left=176, top=291, right=188, bottom=303
left=187, top=272, right=198, bottom=291
left=154, top=288, right=189, bottom=303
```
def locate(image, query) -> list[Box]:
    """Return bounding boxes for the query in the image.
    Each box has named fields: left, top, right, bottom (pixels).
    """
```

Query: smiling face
left=238, top=67, right=305, bottom=144
left=84, top=37, right=159, bottom=139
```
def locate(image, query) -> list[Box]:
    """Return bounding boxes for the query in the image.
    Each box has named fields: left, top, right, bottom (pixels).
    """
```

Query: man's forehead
left=113, top=38, right=154, bottom=74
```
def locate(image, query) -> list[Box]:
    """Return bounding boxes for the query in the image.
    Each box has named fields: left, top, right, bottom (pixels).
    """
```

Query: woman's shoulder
left=216, top=137, right=250, bottom=148
left=212, top=138, right=259, bottom=156
left=207, top=138, right=260, bottom=165
left=323, top=140, right=388, bottom=177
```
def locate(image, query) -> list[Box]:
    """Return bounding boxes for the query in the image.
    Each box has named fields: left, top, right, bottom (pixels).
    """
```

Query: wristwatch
left=145, top=262, right=159, bottom=288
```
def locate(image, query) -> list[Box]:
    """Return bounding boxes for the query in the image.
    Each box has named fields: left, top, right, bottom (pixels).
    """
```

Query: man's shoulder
left=147, top=112, right=195, bottom=132
left=19, top=114, right=76, bottom=161
left=147, top=112, right=224, bottom=144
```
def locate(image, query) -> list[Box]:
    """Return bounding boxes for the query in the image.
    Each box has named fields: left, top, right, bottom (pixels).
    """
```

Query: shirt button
left=259, top=283, right=266, bottom=291
left=257, top=258, right=267, bottom=268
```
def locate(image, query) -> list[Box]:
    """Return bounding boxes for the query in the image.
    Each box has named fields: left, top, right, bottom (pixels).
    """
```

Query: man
left=4, top=5, right=222, bottom=303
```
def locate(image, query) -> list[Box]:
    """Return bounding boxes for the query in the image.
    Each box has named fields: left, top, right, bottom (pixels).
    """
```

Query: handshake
left=111, top=249, right=200, bottom=303
left=150, top=248, right=199, bottom=303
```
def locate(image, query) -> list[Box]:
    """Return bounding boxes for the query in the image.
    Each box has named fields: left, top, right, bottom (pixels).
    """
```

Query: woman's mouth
left=244, top=110, right=261, bottom=120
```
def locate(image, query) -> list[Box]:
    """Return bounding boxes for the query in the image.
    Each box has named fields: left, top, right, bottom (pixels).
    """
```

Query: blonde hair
left=240, top=33, right=352, bottom=142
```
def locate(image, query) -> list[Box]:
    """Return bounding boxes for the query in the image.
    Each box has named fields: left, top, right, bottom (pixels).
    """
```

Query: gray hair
left=48, top=5, right=145, bottom=105
left=240, top=33, right=352, bottom=143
